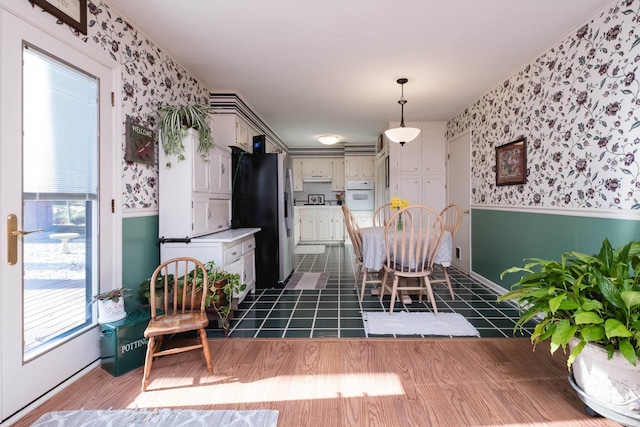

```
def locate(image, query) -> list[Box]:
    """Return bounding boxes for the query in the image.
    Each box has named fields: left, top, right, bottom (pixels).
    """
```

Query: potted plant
left=177, top=260, right=246, bottom=336
left=156, top=103, right=213, bottom=165
left=92, top=287, right=129, bottom=323
left=498, top=238, right=640, bottom=421
left=139, top=274, right=171, bottom=309
left=203, top=261, right=246, bottom=336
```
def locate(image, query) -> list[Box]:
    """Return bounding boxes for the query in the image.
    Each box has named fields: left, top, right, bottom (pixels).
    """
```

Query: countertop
left=161, top=227, right=261, bottom=243
left=294, top=204, right=342, bottom=208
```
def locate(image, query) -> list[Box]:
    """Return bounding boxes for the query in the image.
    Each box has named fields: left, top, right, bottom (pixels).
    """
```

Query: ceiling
left=108, top=0, right=613, bottom=151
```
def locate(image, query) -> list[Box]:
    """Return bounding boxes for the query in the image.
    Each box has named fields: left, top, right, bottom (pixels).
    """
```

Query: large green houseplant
left=178, top=260, right=246, bottom=336
left=156, top=103, right=213, bottom=164
left=498, top=238, right=640, bottom=369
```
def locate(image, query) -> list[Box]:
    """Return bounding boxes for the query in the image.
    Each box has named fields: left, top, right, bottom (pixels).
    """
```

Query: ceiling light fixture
left=384, top=78, right=420, bottom=146
left=318, top=135, right=340, bottom=145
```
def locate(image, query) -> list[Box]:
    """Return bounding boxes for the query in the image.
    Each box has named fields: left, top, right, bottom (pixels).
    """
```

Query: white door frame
left=0, top=7, right=121, bottom=422
left=446, top=131, right=471, bottom=274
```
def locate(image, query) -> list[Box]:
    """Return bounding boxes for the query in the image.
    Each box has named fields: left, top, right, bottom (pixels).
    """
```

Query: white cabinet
left=332, top=209, right=344, bottom=241
left=211, top=113, right=259, bottom=153
left=299, top=158, right=333, bottom=176
left=293, top=158, right=304, bottom=191
left=265, top=136, right=280, bottom=153
left=389, top=122, right=446, bottom=212
left=296, top=207, right=343, bottom=242
left=207, top=148, right=232, bottom=196
left=159, top=129, right=232, bottom=238
left=293, top=157, right=337, bottom=190
left=394, top=123, right=445, bottom=174
left=294, top=207, right=301, bottom=245
left=332, top=159, right=345, bottom=191
left=159, top=230, right=259, bottom=305
left=353, top=211, right=373, bottom=229
left=299, top=209, right=316, bottom=242
left=345, top=157, right=374, bottom=180
left=316, top=210, right=333, bottom=241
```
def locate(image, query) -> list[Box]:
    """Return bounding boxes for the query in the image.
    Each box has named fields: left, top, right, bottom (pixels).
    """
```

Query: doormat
left=362, top=311, right=480, bottom=337
left=32, top=408, right=279, bottom=426
left=284, top=272, right=330, bottom=290
left=295, top=245, right=325, bottom=254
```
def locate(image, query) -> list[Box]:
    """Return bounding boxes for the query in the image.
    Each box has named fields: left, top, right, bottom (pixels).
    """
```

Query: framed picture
left=30, top=0, right=88, bottom=35
left=376, top=134, right=384, bottom=154
left=496, top=137, right=527, bottom=186
left=384, top=155, right=390, bottom=188
left=125, top=118, right=155, bottom=165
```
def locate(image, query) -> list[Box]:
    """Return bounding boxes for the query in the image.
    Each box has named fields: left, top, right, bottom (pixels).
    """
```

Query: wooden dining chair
left=380, top=205, right=445, bottom=314
left=373, top=202, right=393, bottom=227
left=342, top=204, right=382, bottom=300
left=141, top=257, right=213, bottom=391
left=429, top=203, right=463, bottom=299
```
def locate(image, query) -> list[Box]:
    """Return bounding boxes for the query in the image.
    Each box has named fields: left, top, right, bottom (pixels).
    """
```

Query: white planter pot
left=569, top=337, right=640, bottom=417
left=97, top=297, right=126, bottom=323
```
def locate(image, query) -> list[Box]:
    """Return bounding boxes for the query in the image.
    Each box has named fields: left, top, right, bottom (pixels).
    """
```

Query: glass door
left=1, top=11, right=115, bottom=421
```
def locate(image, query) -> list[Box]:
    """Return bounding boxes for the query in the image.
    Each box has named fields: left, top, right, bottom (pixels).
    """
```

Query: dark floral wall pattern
left=42, top=0, right=210, bottom=210
left=448, top=0, right=640, bottom=210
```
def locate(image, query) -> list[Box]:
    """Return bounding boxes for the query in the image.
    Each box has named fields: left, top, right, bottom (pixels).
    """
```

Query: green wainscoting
left=122, top=215, right=159, bottom=303
left=472, top=209, right=640, bottom=290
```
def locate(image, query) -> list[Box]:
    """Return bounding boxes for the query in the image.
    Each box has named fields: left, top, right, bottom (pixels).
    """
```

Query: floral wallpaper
left=447, top=0, right=640, bottom=210
left=41, top=0, right=210, bottom=210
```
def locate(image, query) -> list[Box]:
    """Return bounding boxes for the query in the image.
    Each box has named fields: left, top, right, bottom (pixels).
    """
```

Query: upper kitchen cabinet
left=391, top=123, right=446, bottom=174
left=292, top=157, right=333, bottom=190
left=345, top=157, right=374, bottom=180
left=207, top=147, right=232, bottom=196
left=332, top=159, right=345, bottom=191
left=388, top=122, right=447, bottom=212
left=292, top=158, right=304, bottom=191
left=159, top=129, right=232, bottom=238
left=300, top=158, right=333, bottom=176
left=211, top=113, right=255, bottom=153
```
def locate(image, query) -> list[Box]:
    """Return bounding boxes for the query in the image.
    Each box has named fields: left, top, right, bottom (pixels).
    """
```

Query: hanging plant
left=156, top=103, right=213, bottom=163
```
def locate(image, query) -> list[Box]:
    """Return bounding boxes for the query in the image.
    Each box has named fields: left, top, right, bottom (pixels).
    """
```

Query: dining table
left=360, top=226, right=452, bottom=303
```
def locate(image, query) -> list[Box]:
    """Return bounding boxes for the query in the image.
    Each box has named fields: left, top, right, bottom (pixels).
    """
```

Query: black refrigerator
left=231, top=152, right=295, bottom=288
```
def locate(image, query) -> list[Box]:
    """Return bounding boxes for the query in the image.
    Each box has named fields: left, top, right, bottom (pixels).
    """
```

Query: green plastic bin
left=99, top=308, right=151, bottom=377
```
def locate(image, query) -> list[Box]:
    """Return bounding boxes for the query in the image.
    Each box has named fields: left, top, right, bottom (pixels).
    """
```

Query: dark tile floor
left=210, top=244, right=536, bottom=339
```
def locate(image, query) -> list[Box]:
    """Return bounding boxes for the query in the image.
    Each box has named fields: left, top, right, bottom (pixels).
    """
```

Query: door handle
left=7, top=214, right=43, bottom=265
left=463, top=210, right=470, bottom=214
left=11, top=229, right=43, bottom=236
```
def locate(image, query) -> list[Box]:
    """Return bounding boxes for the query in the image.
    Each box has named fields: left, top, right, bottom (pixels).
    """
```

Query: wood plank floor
left=16, top=338, right=618, bottom=426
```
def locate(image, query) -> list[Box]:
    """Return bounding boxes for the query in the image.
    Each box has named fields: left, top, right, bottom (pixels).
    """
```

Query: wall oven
left=345, top=180, right=374, bottom=211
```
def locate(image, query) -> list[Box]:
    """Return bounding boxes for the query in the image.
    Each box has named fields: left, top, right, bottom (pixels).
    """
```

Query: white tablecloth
left=360, top=226, right=452, bottom=270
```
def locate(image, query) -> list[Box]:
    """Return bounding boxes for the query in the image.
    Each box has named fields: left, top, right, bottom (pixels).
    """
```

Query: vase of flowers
left=390, top=197, right=409, bottom=230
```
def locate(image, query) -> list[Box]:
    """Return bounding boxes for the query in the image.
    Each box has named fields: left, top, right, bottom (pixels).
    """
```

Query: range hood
left=302, top=174, right=332, bottom=183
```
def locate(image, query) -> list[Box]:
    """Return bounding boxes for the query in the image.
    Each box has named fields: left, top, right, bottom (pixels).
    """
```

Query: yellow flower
left=390, top=197, right=409, bottom=210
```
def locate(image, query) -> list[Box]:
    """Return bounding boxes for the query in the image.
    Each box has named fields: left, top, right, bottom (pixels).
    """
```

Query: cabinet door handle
left=231, top=251, right=238, bottom=256
left=221, top=164, right=225, bottom=174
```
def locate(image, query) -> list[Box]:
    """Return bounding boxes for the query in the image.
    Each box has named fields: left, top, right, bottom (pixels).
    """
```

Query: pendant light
left=384, top=78, right=420, bottom=146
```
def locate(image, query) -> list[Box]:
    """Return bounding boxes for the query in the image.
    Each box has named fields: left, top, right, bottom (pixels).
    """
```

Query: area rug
left=362, top=311, right=480, bottom=337
left=284, top=272, right=329, bottom=290
left=32, top=408, right=279, bottom=426
left=294, top=245, right=325, bottom=254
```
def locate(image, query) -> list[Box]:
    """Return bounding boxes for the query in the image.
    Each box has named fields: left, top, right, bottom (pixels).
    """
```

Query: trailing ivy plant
left=498, top=238, right=640, bottom=368
left=177, top=260, right=246, bottom=336
left=156, top=103, right=213, bottom=165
